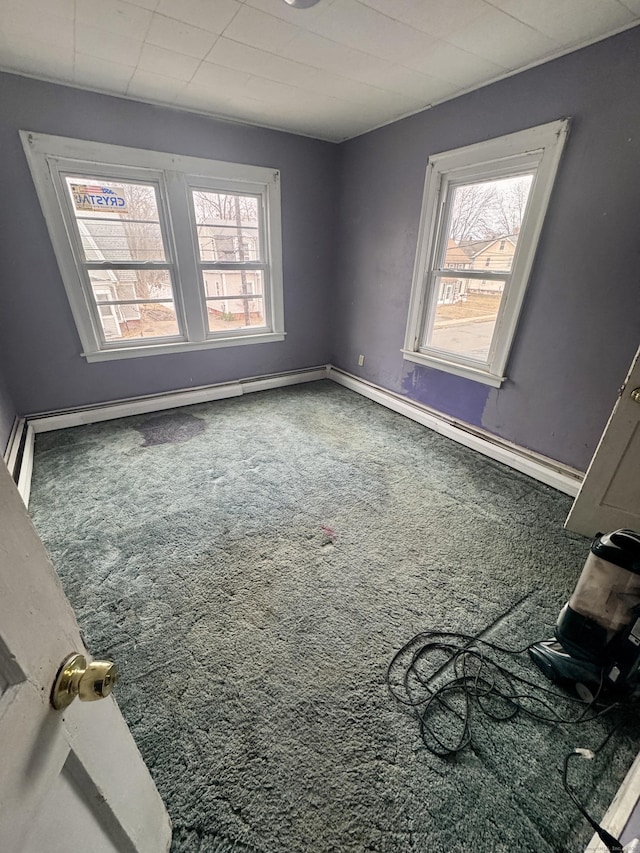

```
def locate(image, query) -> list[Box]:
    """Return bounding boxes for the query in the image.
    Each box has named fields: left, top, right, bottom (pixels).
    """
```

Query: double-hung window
left=21, top=132, right=284, bottom=361
left=404, top=120, right=569, bottom=387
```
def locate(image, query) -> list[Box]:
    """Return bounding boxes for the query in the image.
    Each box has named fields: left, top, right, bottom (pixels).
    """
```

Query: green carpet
left=29, top=381, right=636, bottom=852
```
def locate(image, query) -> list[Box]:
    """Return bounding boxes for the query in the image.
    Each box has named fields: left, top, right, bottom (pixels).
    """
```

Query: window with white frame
left=403, top=120, right=569, bottom=387
left=21, top=132, right=285, bottom=362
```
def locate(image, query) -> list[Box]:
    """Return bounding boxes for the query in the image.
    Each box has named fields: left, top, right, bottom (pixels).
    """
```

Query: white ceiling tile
left=2, top=0, right=638, bottom=141
left=74, top=52, right=135, bottom=90
left=222, top=6, right=300, bottom=52
left=242, top=0, right=338, bottom=27
left=444, top=7, right=559, bottom=68
left=127, top=68, right=185, bottom=99
left=281, top=30, right=393, bottom=79
left=0, top=0, right=75, bottom=21
left=146, top=14, right=219, bottom=58
left=137, top=44, right=201, bottom=80
left=1, top=6, right=74, bottom=51
left=619, top=0, right=640, bottom=13
left=488, top=0, right=636, bottom=43
left=277, top=29, right=453, bottom=102
left=358, top=0, right=489, bottom=39
left=189, top=60, right=252, bottom=91
left=122, top=0, right=159, bottom=9
left=75, top=24, right=143, bottom=67
left=179, top=82, right=255, bottom=116
left=242, top=75, right=306, bottom=105
left=154, top=0, right=242, bottom=34
left=76, top=0, right=153, bottom=41
left=205, top=36, right=410, bottom=108
left=299, top=0, right=440, bottom=63
left=206, top=36, right=305, bottom=82
left=402, top=40, right=504, bottom=86
left=0, top=35, right=74, bottom=80
left=390, top=73, right=459, bottom=104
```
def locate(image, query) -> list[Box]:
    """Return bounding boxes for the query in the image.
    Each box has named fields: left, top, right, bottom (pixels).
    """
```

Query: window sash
left=22, top=131, right=286, bottom=361
left=419, top=164, right=533, bottom=368
left=50, top=165, right=188, bottom=348
left=403, top=120, right=570, bottom=386
left=188, top=183, right=273, bottom=340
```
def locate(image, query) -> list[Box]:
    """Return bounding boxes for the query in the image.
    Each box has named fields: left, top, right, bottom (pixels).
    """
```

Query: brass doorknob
left=631, top=388, right=640, bottom=403
left=51, top=653, right=118, bottom=710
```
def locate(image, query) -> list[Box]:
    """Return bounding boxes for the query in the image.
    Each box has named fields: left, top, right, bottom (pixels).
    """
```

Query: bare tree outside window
left=448, top=175, right=533, bottom=243
left=434, top=173, right=535, bottom=360
left=192, top=190, right=264, bottom=331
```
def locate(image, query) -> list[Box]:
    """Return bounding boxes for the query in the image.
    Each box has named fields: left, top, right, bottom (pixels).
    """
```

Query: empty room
left=1, top=1, right=640, bottom=851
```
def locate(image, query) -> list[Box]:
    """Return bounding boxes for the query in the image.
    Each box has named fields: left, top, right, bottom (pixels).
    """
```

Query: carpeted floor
left=29, top=381, right=637, bottom=853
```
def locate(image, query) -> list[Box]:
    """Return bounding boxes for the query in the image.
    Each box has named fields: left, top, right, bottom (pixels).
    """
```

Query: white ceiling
left=1, top=0, right=639, bottom=142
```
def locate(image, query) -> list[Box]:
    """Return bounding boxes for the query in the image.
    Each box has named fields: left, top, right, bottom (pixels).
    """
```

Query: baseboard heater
left=5, top=363, right=583, bottom=507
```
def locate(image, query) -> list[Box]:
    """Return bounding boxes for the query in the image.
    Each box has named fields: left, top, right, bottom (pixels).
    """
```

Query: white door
left=566, top=345, right=640, bottom=537
left=0, top=460, right=172, bottom=852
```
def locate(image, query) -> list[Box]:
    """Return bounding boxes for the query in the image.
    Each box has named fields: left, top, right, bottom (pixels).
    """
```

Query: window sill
left=83, top=332, right=286, bottom=362
left=401, top=349, right=506, bottom=388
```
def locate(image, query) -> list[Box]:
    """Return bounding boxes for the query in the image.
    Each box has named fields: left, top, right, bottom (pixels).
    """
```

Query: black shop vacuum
left=530, top=529, right=640, bottom=696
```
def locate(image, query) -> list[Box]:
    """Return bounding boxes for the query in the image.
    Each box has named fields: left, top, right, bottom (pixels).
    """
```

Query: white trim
left=585, top=749, right=640, bottom=851
left=83, top=332, right=286, bottom=362
left=21, top=132, right=280, bottom=184
left=3, top=417, right=25, bottom=473
left=327, top=367, right=583, bottom=496
left=27, top=366, right=329, bottom=433
left=16, top=425, right=34, bottom=508
left=19, top=131, right=284, bottom=361
left=404, top=120, right=570, bottom=386
left=402, top=349, right=505, bottom=388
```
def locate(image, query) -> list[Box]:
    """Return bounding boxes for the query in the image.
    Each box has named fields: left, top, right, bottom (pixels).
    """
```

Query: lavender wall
left=0, top=73, right=337, bottom=416
left=333, top=27, right=640, bottom=472
left=0, top=366, right=16, bottom=454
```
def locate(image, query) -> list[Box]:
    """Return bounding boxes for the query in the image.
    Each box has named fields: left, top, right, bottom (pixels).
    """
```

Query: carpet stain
left=136, top=410, right=206, bottom=446
left=28, top=382, right=636, bottom=853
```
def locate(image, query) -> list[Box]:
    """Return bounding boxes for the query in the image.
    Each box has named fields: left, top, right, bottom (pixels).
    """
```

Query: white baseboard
left=15, top=362, right=582, bottom=507
left=3, top=418, right=33, bottom=508
left=27, top=366, right=330, bottom=433
left=17, top=425, right=34, bottom=508
left=3, top=416, right=25, bottom=474
left=328, top=367, right=583, bottom=497
left=586, top=748, right=640, bottom=851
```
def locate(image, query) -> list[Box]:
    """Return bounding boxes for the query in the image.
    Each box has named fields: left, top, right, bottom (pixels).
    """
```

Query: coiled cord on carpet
left=386, top=630, right=622, bottom=756
left=387, top=631, right=631, bottom=848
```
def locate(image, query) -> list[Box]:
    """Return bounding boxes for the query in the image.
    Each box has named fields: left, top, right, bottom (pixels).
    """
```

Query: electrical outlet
left=358, top=354, right=365, bottom=366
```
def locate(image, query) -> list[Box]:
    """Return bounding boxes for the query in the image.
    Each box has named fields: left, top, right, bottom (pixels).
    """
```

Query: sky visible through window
left=429, top=173, right=534, bottom=362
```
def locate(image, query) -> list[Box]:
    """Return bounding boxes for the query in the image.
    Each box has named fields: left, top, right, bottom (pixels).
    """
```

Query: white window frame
left=20, top=131, right=285, bottom=362
left=403, top=119, right=570, bottom=388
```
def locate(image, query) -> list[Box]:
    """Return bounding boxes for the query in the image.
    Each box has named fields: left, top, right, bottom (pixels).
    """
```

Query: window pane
left=94, top=301, right=179, bottom=342
left=206, top=297, right=265, bottom=333
left=65, top=177, right=166, bottom=262
left=442, top=174, right=534, bottom=274
left=202, top=270, right=263, bottom=299
left=88, top=269, right=174, bottom=302
left=192, top=190, right=261, bottom=262
left=88, top=270, right=179, bottom=341
left=427, top=277, right=506, bottom=362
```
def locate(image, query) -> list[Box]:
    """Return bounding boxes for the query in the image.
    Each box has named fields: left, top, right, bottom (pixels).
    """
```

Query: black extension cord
left=387, top=630, right=633, bottom=849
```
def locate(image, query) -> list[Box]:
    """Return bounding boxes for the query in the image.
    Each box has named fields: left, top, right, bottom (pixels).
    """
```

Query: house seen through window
left=432, top=173, right=534, bottom=361
left=21, top=132, right=285, bottom=361
left=68, top=177, right=179, bottom=343
left=404, top=120, right=569, bottom=386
